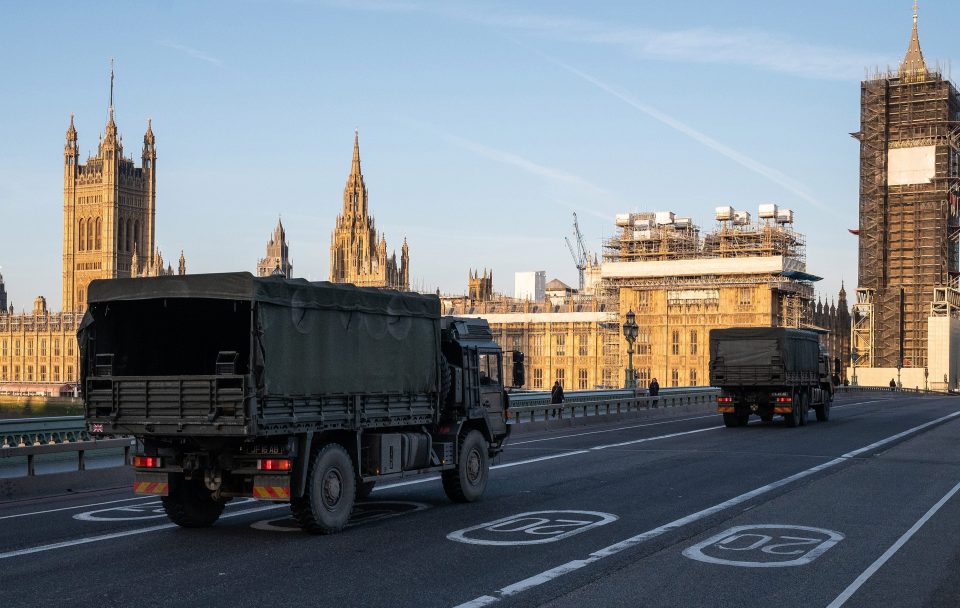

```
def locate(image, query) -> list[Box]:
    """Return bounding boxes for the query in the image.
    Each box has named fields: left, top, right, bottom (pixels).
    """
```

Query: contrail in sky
left=531, top=49, right=840, bottom=218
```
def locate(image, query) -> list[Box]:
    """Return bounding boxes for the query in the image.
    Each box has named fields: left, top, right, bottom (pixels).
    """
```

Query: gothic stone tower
left=258, top=217, right=293, bottom=277
left=329, top=131, right=409, bottom=290
left=854, top=4, right=960, bottom=370
left=62, top=69, right=157, bottom=311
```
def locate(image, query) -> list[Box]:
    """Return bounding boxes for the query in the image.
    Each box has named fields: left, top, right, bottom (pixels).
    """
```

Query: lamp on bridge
left=622, top=310, right=638, bottom=390
left=851, top=346, right=858, bottom=387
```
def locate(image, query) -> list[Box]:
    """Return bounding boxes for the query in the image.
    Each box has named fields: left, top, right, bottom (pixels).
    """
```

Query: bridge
left=1, top=388, right=959, bottom=607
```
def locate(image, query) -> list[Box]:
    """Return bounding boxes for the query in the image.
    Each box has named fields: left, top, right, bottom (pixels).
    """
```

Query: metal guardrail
left=836, top=386, right=957, bottom=395
left=0, top=415, right=133, bottom=477
left=507, top=388, right=719, bottom=424
left=0, top=437, right=135, bottom=476
left=0, top=415, right=88, bottom=448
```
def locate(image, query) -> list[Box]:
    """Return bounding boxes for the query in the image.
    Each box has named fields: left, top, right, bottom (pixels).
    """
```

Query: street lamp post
left=622, top=310, right=638, bottom=389
left=851, top=347, right=858, bottom=386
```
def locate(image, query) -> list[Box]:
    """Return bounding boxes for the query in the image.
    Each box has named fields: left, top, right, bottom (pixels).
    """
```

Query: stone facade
left=1, top=74, right=181, bottom=395
left=257, top=218, right=293, bottom=278
left=62, top=108, right=159, bottom=311
left=330, top=131, right=409, bottom=290
left=443, top=295, right=620, bottom=390
left=468, top=269, right=493, bottom=301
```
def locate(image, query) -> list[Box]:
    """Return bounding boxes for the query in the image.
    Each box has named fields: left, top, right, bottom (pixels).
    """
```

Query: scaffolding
left=856, top=67, right=960, bottom=369
left=604, top=212, right=702, bottom=263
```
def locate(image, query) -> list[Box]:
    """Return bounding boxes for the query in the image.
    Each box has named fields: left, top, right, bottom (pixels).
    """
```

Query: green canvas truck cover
left=81, top=272, right=441, bottom=397
left=709, top=327, right=820, bottom=374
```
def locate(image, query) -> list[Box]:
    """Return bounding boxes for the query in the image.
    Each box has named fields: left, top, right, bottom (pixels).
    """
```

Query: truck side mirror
left=511, top=351, right=525, bottom=388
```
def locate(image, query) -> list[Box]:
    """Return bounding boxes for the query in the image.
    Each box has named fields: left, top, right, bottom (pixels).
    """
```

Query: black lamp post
left=851, top=346, right=858, bottom=386
left=623, top=310, right=638, bottom=389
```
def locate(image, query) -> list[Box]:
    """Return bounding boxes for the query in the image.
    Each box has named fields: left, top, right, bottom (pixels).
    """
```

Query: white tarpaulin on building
left=887, top=146, right=936, bottom=186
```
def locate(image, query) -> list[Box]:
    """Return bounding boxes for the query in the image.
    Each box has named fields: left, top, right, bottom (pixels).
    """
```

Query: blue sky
left=1, top=1, right=957, bottom=310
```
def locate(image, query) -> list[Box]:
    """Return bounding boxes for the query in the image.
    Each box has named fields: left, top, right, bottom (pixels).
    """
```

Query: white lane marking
left=0, top=496, right=155, bottom=521
left=452, top=410, right=960, bottom=607
left=682, top=525, right=844, bottom=568
left=374, top=427, right=721, bottom=492
left=449, top=511, right=618, bottom=546
left=0, top=504, right=285, bottom=560
left=833, top=399, right=888, bottom=409
left=591, top=426, right=722, bottom=450
left=510, top=415, right=719, bottom=446
left=825, top=477, right=960, bottom=608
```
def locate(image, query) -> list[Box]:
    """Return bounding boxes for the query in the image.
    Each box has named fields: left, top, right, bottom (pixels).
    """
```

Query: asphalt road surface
left=1, top=392, right=958, bottom=608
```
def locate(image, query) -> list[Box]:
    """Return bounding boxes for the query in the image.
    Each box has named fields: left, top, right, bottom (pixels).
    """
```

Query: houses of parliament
left=0, top=82, right=409, bottom=394
left=0, top=79, right=183, bottom=395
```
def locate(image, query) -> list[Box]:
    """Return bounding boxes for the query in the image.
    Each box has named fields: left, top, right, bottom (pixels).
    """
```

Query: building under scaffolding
left=602, top=205, right=849, bottom=387
left=443, top=203, right=848, bottom=390
left=852, top=7, right=960, bottom=389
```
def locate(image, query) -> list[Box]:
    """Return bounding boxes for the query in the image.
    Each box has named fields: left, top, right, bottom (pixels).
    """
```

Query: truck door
left=478, top=350, right=507, bottom=437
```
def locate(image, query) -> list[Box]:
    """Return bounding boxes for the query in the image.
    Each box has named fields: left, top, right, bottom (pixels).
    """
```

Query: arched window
left=86, top=218, right=94, bottom=251
left=95, top=217, right=102, bottom=250
left=78, top=219, right=85, bottom=251
left=134, top=220, right=140, bottom=255
left=126, top=219, right=132, bottom=252
left=118, top=218, right=125, bottom=252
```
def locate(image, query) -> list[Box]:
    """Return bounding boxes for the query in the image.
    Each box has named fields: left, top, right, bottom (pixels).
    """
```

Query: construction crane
left=565, top=212, right=588, bottom=291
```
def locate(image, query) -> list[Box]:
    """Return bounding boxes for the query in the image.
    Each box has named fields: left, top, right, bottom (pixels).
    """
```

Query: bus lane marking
left=449, top=511, right=618, bottom=546
left=682, top=524, right=844, bottom=568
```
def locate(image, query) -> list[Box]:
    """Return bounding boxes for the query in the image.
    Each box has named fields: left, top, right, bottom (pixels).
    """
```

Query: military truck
left=80, top=272, right=516, bottom=533
left=709, top=327, right=833, bottom=428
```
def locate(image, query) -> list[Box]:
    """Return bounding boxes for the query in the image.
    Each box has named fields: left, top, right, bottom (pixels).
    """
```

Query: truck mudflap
left=134, top=472, right=170, bottom=496
left=252, top=475, right=291, bottom=501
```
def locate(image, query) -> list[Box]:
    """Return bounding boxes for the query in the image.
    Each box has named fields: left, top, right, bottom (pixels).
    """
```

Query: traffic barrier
left=507, top=388, right=719, bottom=425
left=0, top=437, right=135, bottom=477
left=836, top=386, right=957, bottom=395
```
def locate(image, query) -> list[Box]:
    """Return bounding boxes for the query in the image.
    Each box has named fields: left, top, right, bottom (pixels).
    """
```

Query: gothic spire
left=66, top=113, right=77, bottom=142
left=900, top=1, right=928, bottom=83
left=351, top=128, right=362, bottom=177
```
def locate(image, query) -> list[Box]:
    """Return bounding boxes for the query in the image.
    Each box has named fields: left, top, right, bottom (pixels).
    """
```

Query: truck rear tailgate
left=86, top=375, right=252, bottom=436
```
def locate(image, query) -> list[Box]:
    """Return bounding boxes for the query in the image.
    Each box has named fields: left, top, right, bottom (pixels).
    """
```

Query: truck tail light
left=133, top=455, right=162, bottom=468
left=717, top=396, right=733, bottom=403
left=257, top=459, right=291, bottom=471
left=776, top=396, right=793, bottom=403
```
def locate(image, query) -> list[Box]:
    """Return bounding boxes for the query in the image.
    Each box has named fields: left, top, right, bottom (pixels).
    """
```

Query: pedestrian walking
left=889, top=378, right=897, bottom=391
left=648, top=377, right=660, bottom=406
left=550, top=380, right=565, bottom=417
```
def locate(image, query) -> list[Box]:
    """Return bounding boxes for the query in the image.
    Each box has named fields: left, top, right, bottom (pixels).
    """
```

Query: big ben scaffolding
left=853, top=3, right=960, bottom=377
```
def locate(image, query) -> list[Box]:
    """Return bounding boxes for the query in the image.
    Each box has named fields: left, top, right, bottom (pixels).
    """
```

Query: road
left=0, top=392, right=958, bottom=608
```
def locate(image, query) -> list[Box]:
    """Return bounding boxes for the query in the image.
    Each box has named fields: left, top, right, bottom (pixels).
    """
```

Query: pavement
left=0, top=392, right=958, bottom=608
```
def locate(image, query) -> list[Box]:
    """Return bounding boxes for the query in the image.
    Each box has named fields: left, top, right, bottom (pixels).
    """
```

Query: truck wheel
left=293, top=443, right=356, bottom=534
left=442, top=430, right=489, bottom=503
left=723, top=413, right=740, bottom=428
left=799, top=391, right=809, bottom=427
left=815, top=398, right=831, bottom=422
left=783, top=394, right=800, bottom=428
left=357, top=480, right=376, bottom=499
left=161, top=476, right=226, bottom=528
